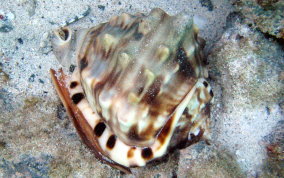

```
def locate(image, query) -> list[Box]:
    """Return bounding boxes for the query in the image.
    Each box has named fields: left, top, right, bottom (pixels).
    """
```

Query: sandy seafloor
left=0, top=0, right=283, bottom=177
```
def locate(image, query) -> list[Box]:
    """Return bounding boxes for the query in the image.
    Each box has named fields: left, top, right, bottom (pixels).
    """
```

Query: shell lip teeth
left=50, top=68, right=132, bottom=174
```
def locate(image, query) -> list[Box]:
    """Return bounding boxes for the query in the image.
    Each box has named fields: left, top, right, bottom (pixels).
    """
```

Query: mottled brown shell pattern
left=50, top=8, right=213, bottom=173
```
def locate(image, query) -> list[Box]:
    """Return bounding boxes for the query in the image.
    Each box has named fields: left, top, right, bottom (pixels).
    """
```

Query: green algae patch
left=0, top=67, right=10, bottom=84
left=235, top=0, right=284, bottom=39
left=48, top=159, right=73, bottom=177
left=23, top=97, right=43, bottom=109
left=262, top=143, right=284, bottom=177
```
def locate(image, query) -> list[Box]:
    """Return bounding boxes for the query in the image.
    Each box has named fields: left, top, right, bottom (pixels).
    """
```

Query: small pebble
left=0, top=11, right=15, bottom=33
left=98, top=5, right=105, bottom=11
left=69, top=64, right=76, bottom=72
left=17, top=38, right=24, bottom=44
left=0, top=24, right=13, bottom=33
left=39, top=79, right=44, bottom=84
left=199, top=0, right=214, bottom=11
left=28, top=74, right=35, bottom=82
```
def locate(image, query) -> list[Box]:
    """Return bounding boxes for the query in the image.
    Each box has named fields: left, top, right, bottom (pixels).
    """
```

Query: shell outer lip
left=50, top=68, right=131, bottom=174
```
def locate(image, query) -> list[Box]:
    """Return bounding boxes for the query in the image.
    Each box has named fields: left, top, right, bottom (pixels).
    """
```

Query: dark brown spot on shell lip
left=94, top=122, right=106, bottom=137
left=107, top=135, right=117, bottom=149
left=203, top=81, right=208, bottom=87
left=70, top=81, right=78, bottom=89
left=141, top=147, right=153, bottom=160
left=210, top=90, right=214, bottom=97
left=71, top=93, right=84, bottom=104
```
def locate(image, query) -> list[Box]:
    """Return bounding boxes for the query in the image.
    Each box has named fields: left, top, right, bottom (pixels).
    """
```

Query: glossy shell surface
left=50, top=8, right=213, bottom=173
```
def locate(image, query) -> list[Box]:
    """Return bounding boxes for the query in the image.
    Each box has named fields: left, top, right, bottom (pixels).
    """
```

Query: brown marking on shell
left=133, top=67, right=147, bottom=96
left=175, top=47, right=195, bottom=78
left=196, top=88, right=202, bottom=104
left=203, top=103, right=211, bottom=117
left=141, top=76, right=163, bottom=104
left=78, top=24, right=107, bottom=67
left=182, top=107, right=193, bottom=120
left=127, top=147, right=136, bottom=158
left=157, top=114, right=174, bottom=145
left=127, top=121, right=156, bottom=144
left=188, top=129, right=204, bottom=145
left=128, top=125, right=143, bottom=142
left=106, top=70, right=122, bottom=89
left=139, top=122, right=155, bottom=141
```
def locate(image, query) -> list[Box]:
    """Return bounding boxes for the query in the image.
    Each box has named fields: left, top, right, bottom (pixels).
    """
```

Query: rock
left=209, top=19, right=283, bottom=105
left=256, top=0, right=280, bottom=8
left=0, top=154, right=52, bottom=177
left=208, top=18, right=284, bottom=176
left=177, top=146, right=245, bottom=177
left=0, top=65, right=10, bottom=85
left=97, top=5, right=106, bottom=11
left=0, top=88, right=14, bottom=111
left=20, top=0, right=37, bottom=17
left=234, top=0, right=284, bottom=39
left=0, top=10, right=14, bottom=33
left=5, top=0, right=283, bottom=177
left=261, top=120, right=284, bottom=177
left=199, top=0, right=214, bottom=11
